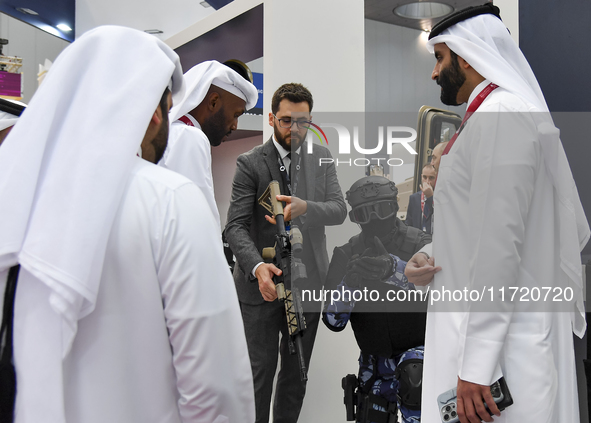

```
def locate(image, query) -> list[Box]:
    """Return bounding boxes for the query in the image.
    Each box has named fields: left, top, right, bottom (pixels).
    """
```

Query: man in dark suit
left=405, top=163, right=436, bottom=234
left=225, top=83, right=346, bottom=423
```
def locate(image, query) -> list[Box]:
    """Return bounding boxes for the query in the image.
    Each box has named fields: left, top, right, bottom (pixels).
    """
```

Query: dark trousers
left=240, top=299, right=320, bottom=423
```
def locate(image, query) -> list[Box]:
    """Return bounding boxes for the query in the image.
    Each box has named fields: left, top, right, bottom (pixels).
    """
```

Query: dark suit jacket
left=405, top=191, right=433, bottom=234
left=225, top=138, right=347, bottom=305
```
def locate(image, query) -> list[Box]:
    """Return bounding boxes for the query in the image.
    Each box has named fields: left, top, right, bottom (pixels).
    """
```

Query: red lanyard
left=420, top=191, right=426, bottom=216
left=442, top=83, right=498, bottom=156
left=178, top=115, right=194, bottom=127
left=420, top=191, right=431, bottom=232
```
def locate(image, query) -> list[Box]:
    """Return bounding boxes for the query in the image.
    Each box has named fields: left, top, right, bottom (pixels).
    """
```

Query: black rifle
left=258, top=181, right=308, bottom=381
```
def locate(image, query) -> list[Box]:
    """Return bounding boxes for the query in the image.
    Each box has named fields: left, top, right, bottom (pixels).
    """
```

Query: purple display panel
left=0, top=71, right=21, bottom=98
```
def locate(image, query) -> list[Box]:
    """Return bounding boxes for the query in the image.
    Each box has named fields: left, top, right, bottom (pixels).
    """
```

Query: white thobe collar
left=466, top=79, right=493, bottom=109
left=181, top=113, right=202, bottom=130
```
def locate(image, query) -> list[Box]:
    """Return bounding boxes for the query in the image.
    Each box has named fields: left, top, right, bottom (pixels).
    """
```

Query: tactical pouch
left=342, top=371, right=398, bottom=423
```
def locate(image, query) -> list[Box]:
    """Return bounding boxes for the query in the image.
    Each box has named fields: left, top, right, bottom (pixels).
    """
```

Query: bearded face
left=437, top=52, right=466, bottom=106
left=201, top=105, right=228, bottom=147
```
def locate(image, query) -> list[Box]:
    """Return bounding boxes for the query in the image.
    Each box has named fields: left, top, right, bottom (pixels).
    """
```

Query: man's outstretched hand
left=404, top=251, right=441, bottom=286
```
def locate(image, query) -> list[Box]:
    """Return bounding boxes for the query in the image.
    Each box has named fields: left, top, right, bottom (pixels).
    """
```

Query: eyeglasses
left=349, top=200, right=397, bottom=225
left=273, top=114, right=311, bottom=129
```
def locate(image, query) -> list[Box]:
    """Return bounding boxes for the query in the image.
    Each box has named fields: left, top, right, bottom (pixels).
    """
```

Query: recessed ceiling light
left=394, top=2, right=453, bottom=20
left=200, top=1, right=212, bottom=7
left=144, top=29, right=163, bottom=35
left=15, top=7, right=38, bottom=15
left=57, top=24, right=72, bottom=32
left=39, top=25, right=60, bottom=37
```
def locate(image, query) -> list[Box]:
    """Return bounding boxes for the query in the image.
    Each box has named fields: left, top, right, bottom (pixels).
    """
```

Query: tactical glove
left=346, top=236, right=394, bottom=282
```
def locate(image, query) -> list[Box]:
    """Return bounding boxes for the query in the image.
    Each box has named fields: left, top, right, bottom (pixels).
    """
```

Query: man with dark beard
left=405, top=4, right=589, bottom=422
left=0, top=26, right=255, bottom=423
left=435, top=49, right=466, bottom=106
left=225, top=83, right=347, bottom=423
left=158, top=60, right=258, bottom=230
left=139, top=91, right=170, bottom=164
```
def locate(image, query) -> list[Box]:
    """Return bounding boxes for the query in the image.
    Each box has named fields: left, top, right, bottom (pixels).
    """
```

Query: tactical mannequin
left=323, top=176, right=430, bottom=423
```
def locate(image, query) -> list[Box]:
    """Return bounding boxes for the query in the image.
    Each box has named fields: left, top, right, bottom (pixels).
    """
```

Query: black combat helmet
left=346, top=176, right=399, bottom=225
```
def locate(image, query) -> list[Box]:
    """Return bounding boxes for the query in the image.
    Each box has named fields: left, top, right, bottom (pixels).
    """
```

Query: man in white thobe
left=0, top=26, right=254, bottom=423
left=405, top=5, right=590, bottom=423
left=158, top=60, right=258, bottom=229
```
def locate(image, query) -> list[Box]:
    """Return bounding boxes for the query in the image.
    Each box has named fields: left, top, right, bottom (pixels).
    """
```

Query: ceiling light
left=15, top=7, right=38, bottom=15
left=39, top=25, right=60, bottom=37
left=56, top=24, right=72, bottom=32
left=200, top=1, right=212, bottom=7
left=394, top=2, right=453, bottom=20
left=144, top=29, right=163, bottom=35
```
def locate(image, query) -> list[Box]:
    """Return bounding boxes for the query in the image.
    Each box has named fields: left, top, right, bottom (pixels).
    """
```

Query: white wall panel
left=212, top=135, right=264, bottom=229
left=263, top=2, right=365, bottom=421
left=365, top=18, right=459, bottom=113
